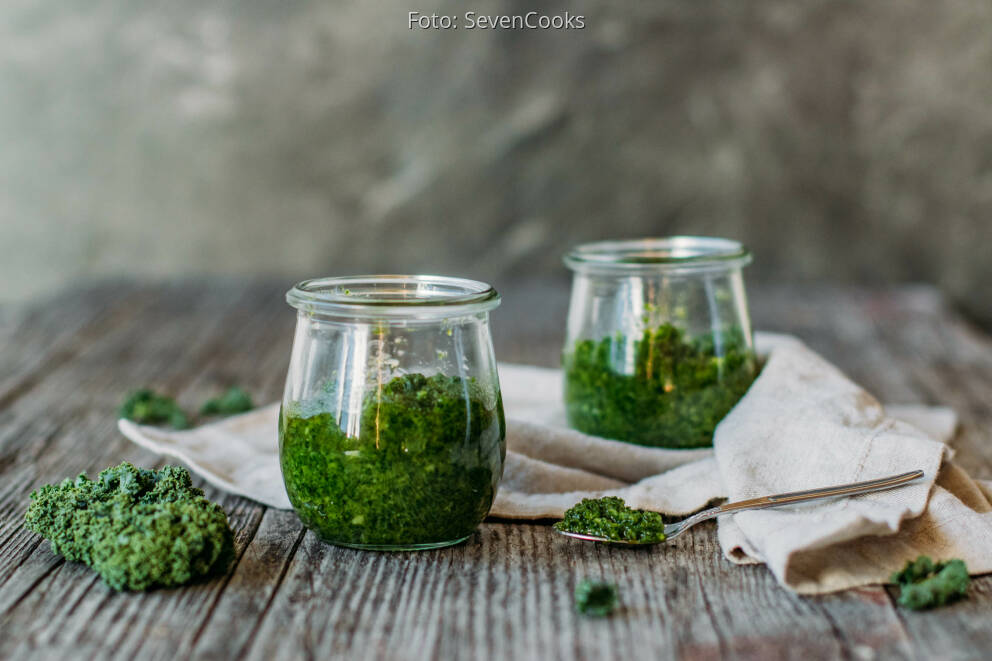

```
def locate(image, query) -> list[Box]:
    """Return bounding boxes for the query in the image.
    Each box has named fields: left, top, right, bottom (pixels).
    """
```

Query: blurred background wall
left=2, top=1, right=991, bottom=321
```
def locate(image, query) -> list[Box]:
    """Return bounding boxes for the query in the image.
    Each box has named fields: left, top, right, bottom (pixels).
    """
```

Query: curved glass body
left=279, top=275, right=505, bottom=550
left=562, top=237, right=757, bottom=449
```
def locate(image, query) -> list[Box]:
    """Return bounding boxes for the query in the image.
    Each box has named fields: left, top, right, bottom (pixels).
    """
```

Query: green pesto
left=279, top=373, right=505, bottom=548
left=574, top=579, right=619, bottom=616
left=200, top=386, right=254, bottom=416
left=119, top=389, right=189, bottom=429
left=891, top=555, right=970, bottom=610
left=563, top=324, right=757, bottom=448
left=555, top=496, right=667, bottom=544
left=24, top=462, right=233, bottom=591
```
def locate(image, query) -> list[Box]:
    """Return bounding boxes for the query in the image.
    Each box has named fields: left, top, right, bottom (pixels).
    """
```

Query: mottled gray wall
left=2, top=1, right=992, bottom=320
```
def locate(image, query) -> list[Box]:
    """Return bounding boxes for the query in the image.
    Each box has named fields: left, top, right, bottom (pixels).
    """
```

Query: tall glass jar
left=562, top=237, right=757, bottom=449
left=279, top=275, right=505, bottom=550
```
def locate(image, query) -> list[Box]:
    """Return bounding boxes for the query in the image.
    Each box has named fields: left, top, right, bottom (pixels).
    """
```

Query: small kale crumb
left=891, top=555, right=969, bottom=610
left=555, top=496, right=667, bottom=544
left=200, top=386, right=254, bottom=416
left=575, top=579, right=619, bottom=616
left=121, top=387, right=254, bottom=427
left=24, top=462, right=233, bottom=591
left=119, top=389, right=189, bottom=429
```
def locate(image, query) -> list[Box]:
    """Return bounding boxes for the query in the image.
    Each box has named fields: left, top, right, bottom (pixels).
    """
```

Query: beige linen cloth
left=119, top=333, right=992, bottom=594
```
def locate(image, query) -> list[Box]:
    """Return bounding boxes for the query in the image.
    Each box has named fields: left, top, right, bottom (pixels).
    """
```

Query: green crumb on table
left=575, top=579, right=619, bottom=616
left=119, top=389, right=189, bottom=429
left=555, top=496, right=667, bottom=544
left=200, top=386, right=254, bottom=416
left=563, top=324, right=756, bottom=448
left=891, top=555, right=970, bottom=610
left=24, top=462, right=233, bottom=591
left=279, top=373, right=505, bottom=547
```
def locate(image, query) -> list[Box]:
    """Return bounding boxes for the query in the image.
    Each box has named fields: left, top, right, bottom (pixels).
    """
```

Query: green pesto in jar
left=563, top=324, right=756, bottom=448
left=279, top=373, right=505, bottom=548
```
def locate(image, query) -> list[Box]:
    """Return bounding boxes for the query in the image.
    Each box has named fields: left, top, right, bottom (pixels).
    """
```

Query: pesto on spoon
left=555, top=471, right=925, bottom=546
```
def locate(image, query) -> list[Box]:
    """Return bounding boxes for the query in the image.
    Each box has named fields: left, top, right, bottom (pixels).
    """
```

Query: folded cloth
left=119, top=332, right=992, bottom=594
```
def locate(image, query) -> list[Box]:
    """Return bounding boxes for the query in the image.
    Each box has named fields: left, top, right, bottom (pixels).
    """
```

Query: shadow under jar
left=562, top=237, right=758, bottom=449
left=279, top=276, right=506, bottom=550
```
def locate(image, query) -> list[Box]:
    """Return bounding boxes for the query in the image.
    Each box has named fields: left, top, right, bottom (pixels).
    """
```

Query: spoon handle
left=672, top=469, right=925, bottom=535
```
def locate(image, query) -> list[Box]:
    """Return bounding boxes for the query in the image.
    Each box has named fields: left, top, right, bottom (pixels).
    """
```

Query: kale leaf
left=121, top=386, right=255, bottom=428
left=574, top=579, right=619, bottom=616
left=555, top=496, right=667, bottom=544
left=200, top=386, right=254, bottom=416
left=891, top=555, right=970, bottom=610
left=24, top=462, right=234, bottom=591
left=119, top=389, right=189, bottom=429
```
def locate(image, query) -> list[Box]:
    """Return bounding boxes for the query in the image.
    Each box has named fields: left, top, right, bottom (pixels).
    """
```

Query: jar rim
left=286, top=275, right=500, bottom=318
left=564, top=236, right=752, bottom=274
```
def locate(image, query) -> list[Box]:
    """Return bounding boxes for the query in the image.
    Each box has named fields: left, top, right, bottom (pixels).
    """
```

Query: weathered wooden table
left=2, top=279, right=991, bottom=660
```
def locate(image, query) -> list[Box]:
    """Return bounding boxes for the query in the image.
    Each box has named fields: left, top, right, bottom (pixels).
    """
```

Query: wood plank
left=187, top=509, right=305, bottom=659
left=1, top=280, right=991, bottom=660
left=0, top=281, right=282, bottom=658
left=241, top=520, right=914, bottom=661
left=0, top=282, right=140, bottom=411
left=864, top=291, right=992, bottom=657
left=758, top=284, right=992, bottom=656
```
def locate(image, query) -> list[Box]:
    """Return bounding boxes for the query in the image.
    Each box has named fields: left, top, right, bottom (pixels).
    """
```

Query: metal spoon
left=554, top=469, right=925, bottom=545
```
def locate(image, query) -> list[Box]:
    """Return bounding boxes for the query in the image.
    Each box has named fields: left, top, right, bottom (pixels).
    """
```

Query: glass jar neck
left=286, top=275, right=500, bottom=322
left=564, top=237, right=751, bottom=277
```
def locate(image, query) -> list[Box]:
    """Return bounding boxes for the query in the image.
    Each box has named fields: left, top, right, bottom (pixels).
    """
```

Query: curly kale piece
left=574, top=579, right=619, bottom=616
left=555, top=496, right=667, bottom=544
left=119, top=389, right=189, bottom=429
left=200, top=386, right=254, bottom=416
left=24, top=462, right=234, bottom=591
left=563, top=324, right=756, bottom=448
left=891, top=556, right=970, bottom=610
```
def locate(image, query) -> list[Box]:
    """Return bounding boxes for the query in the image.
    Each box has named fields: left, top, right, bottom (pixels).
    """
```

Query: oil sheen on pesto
left=279, top=373, right=505, bottom=547
left=563, top=324, right=756, bottom=448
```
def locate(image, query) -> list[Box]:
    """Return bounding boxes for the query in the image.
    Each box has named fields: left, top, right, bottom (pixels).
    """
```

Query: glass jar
left=279, top=275, right=505, bottom=550
left=562, top=237, right=757, bottom=449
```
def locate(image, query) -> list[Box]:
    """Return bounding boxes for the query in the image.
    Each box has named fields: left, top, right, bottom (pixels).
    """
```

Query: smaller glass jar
left=279, top=275, right=505, bottom=550
left=562, top=237, right=757, bottom=449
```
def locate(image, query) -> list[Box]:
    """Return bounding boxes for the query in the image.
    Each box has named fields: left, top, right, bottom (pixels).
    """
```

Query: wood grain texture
left=1, top=279, right=990, bottom=660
